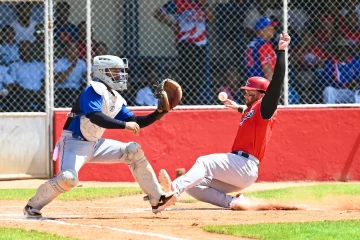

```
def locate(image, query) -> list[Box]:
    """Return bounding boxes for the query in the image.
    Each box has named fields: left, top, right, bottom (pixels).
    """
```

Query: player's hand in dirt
left=125, top=122, right=140, bottom=136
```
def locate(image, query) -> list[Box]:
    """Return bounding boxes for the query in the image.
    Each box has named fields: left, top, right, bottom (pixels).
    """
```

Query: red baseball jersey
left=231, top=99, right=277, bottom=161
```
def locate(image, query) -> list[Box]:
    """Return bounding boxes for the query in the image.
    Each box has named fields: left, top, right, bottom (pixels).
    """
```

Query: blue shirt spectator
left=0, top=65, right=14, bottom=92
left=0, top=25, right=20, bottom=65
left=0, top=3, right=43, bottom=29
left=10, top=2, right=39, bottom=43
left=245, top=17, right=277, bottom=80
left=54, top=41, right=87, bottom=107
left=322, top=45, right=360, bottom=104
left=322, top=57, right=359, bottom=89
left=8, top=41, right=45, bottom=91
left=54, top=58, right=86, bottom=89
left=9, top=61, right=45, bottom=91
left=54, top=1, right=78, bottom=58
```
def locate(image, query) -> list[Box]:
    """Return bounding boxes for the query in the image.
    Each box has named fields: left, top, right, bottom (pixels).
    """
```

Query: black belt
left=63, top=112, right=76, bottom=130
left=231, top=151, right=249, bottom=159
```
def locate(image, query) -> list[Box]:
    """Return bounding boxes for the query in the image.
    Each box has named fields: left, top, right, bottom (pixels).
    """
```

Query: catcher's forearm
left=86, top=111, right=126, bottom=129
left=127, top=111, right=164, bottom=128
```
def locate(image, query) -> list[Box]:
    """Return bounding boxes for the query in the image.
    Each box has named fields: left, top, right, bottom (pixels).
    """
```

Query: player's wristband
left=237, top=107, right=242, bottom=113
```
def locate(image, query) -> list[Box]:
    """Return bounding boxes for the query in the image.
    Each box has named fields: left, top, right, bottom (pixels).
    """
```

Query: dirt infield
left=1, top=180, right=360, bottom=240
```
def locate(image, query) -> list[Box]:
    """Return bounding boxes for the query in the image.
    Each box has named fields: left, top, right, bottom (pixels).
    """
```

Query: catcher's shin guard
left=25, top=169, right=78, bottom=213
left=124, top=142, right=171, bottom=207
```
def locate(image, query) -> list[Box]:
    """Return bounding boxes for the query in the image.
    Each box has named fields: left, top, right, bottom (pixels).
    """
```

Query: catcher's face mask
left=106, top=68, right=127, bottom=80
left=105, top=67, right=128, bottom=89
left=93, top=55, right=128, bottom=91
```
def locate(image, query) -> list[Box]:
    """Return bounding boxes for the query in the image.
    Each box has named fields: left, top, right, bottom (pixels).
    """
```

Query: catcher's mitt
left=155, top=79, right=182, bottom=113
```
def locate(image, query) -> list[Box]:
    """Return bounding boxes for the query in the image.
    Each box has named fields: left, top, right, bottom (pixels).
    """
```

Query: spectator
left=313, top=5, right=344, bottom=50
left=214, top=0, right=250, bottom=66
left=244, top=17, right=277, bottom=81
left=32, top=23, right=45, bottom=62
left=154, top=0, right=214, bottom=105
left=5, top=40, right=45, bottom=112
left=341, top=11, right=360, bottom=46
left=0, top=65, right=14, bottom=110
left=54, top=41, right=87, bottom=108
left=243, top=0, right=271, bottom=36
left=0, top=25, right=20, bottom=65
left=288, top=2, right=309, bottom=32
left=94, top=41, right=108, bottom=56
left=322, top=43, right=360, bottom=104
left=292, top=30, right=327, bottom=103
left=77, top=21, right=97, bottom=60
left=340, top=0, right=360, bottom=20
left=0, top=25, right=2, bottom=45
left=10, top=2, right=38, bottom=43
left=54, top=1, right=78, bottom=57
left=135, top=61, right=159, bottom=106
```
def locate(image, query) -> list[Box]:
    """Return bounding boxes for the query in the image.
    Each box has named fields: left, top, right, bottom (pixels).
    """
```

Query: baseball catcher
left=23, top=55, right=180, bottom=218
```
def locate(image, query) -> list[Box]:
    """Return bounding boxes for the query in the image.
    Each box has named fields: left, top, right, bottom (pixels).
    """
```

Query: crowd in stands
left=1, top=0, right=360, bottom=112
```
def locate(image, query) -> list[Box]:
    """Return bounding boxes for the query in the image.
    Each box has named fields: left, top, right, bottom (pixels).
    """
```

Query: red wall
left=53, top=108, right=360, bottom=182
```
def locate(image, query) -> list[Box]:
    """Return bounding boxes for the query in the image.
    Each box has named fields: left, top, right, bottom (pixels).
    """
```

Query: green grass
left=203, top=220, right=360, bottom=240
left=245, top=184, right=360, bottom=201
left=201, top=184, right=360, bottom=239
left=0, top=187, right=143, bottom=200
left=0, top=228, right=79, bottom=240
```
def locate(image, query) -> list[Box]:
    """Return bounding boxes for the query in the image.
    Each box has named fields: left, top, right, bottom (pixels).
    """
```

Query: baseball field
left=0, top=180, right=359, bottom=240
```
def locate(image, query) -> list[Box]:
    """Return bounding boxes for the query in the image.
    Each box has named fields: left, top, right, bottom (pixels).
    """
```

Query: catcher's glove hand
left=154, top=79, right=182, bottom=119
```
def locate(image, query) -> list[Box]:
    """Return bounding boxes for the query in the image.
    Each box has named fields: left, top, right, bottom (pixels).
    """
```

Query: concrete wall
left=0, top=114, right=48, bottom=180
left=53, top=108, right=360, bottom=182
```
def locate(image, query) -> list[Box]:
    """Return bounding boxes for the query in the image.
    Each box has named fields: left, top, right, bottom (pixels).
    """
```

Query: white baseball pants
left=56, top=130, right=128, bottom=172
left=172, top=152, right=259, bottom=208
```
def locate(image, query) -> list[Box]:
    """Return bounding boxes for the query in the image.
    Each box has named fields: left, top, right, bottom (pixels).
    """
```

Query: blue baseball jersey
left=322, top=57, right=360, bottom=88
left=245, top=37, right=276, bottom=78
left=66, top=85, right=134, bottom=140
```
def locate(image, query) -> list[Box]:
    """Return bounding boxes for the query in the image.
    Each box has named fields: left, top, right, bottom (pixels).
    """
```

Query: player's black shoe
left=151, top=193, right=177, bottom=214
left=23, top=204, right=42, bottom=218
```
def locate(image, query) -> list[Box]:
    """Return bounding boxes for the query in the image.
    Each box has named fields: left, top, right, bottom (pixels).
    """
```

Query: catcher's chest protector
left=80, top=81, right=126, bottom=141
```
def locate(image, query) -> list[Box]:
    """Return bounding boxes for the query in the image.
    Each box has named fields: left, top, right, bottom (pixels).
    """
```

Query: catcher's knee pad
left=54, top=169, right=79, bottom=192
left=123, top=142, right=145, bottom=166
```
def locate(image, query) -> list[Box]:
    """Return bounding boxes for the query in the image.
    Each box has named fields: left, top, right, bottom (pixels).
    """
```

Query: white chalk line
left=0, top=218, right=187, bottom=240
left=2, top=205, right=175, bottom=213
left=2, top=205, right=324, bottom=212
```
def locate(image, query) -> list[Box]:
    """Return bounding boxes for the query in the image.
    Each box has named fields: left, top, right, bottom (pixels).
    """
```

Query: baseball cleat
left=158, top=169, right=172, bottom=192
left=23, top=205, right=42, bottom=218
left=151, top=192, right=177, bottom=214
left=229, top=193, right=247, bottom=209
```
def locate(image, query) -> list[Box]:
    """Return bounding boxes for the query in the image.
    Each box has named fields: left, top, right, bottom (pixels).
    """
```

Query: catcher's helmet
left=240, top=77, right=269, bottom=92
left=93, top=55, right=128, bottom=91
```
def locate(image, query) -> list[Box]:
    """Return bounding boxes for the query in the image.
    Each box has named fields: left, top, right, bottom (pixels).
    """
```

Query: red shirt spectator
left=293, top=33, right=327, bottom=70
left=341, top=11, right=360, bottom=45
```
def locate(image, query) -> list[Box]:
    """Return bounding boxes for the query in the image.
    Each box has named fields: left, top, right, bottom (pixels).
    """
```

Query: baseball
left=218, top=92, right=228, bottom=102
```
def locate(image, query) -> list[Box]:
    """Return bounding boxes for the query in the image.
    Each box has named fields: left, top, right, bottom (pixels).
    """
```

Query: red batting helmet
left=240, top=77, right=269, bottom=92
